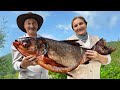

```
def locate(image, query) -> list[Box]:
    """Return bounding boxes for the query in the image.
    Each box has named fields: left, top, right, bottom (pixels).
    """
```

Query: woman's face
left=24, top=18, right=38, bottom=36
left=72, top=18, right=87, bottom=35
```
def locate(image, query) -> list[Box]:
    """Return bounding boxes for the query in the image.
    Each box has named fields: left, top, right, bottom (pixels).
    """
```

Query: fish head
left=36, top=37, right=48, bottom=55
left=13, top=37, right=38, bottom=57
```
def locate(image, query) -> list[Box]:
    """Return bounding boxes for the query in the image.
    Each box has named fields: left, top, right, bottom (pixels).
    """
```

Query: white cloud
left=56, top=24, right=72, bottom=31
left=11, top=11, right=51, bottom=20
left=72, top=11, right=100, bottom=29
left=72, top=11, right=120, bottom=31
left=56, top=11, right=100, bottom=32
left=34, top=11, right=51, bottom=21
left=73, top=11, right=97, bottom=18
left=41, top=33, right=58, bottom=40
left=109, top=16, right=118, bottom=28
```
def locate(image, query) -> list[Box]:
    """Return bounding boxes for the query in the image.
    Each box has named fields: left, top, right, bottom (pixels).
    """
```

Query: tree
left=0, top=16, right=7, bottom=48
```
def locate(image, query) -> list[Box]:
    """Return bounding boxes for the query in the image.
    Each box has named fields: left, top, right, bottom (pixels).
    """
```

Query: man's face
left=24, top=18, right=38, bottom=35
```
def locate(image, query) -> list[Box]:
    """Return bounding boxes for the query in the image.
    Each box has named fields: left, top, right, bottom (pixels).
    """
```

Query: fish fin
left=60, top=39, right=81, bottom=46
left=43, top=55, right=65, bottom=67
left=65, top=72, right=73, bottom=77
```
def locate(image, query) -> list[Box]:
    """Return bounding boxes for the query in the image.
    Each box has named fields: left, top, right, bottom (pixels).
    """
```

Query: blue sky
left=0, top=11, right=120, bottom=57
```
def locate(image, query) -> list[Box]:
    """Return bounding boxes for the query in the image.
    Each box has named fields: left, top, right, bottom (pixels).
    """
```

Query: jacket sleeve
left=102, top=54, right=111, bottom=65
left=11, top=44, right=27, bottom=71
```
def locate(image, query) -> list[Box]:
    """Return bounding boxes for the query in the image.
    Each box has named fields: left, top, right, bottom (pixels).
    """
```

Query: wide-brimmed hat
left=17, top=12, right=43, bottom=33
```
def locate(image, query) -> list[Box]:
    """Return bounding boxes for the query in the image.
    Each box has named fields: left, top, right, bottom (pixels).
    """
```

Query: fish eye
left=22, top=41, right=31, bottom=48
left=18, top=37, right=32, bottom=48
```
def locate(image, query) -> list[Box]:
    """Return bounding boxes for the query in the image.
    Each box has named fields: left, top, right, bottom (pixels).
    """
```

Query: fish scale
left=13, top=37, right=115, bottom=76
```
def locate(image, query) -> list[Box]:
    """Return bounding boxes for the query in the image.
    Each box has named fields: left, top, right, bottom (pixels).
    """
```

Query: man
left=11, top=12, right=49, bottom=79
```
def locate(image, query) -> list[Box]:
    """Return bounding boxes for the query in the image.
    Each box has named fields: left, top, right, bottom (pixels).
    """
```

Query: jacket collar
left=74, top=34, right=99, bottom=48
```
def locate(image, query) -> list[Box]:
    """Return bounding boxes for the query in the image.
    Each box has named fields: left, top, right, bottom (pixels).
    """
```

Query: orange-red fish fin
left=36, top=55, right=74, bottom=73
left=43, top=56, right=65, bottom=67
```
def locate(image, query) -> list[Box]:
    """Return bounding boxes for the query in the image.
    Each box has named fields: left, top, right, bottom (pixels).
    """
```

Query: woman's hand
left=85, top=50, right=100, bottom=60
left=20, top=55, right=37, bottom=69
left=85, top=50, right=108, bottom=64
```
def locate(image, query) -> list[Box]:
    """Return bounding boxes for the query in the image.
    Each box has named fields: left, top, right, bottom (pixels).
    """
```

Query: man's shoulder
left=18, top=34, right=41, bottom=39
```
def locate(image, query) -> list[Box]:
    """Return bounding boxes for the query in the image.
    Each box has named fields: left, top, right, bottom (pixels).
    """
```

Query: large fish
left=13, top=37, right=115, bottom=76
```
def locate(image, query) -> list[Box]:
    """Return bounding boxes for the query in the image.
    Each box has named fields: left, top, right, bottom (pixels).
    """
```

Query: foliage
left=100, top=41, right=120, bottom=79
left=0, top=16, right=7, bottom=48
left=0, top=53, right=17, bottom=79
left=49, top=71, right=67, bottom=79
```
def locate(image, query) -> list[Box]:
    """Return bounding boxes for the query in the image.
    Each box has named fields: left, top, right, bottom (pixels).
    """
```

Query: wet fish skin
left=13, top=37, right=115, bottom=75
left=13, top=37, right=85, bottom=75
left=41, top=37, right=84, bottom=67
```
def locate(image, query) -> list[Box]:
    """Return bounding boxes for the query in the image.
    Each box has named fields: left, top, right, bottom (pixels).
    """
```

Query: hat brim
left=17, top=13, right=43, bottom=33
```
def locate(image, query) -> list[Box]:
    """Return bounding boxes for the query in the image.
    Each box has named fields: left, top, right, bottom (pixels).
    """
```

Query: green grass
left=100, top=41, right=120, bottom=79
left=0, top=53, right=18, bottom=79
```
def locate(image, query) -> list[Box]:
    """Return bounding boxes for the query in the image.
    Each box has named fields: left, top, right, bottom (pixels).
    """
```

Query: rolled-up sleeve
left=102, top=54, right=111, bottom=65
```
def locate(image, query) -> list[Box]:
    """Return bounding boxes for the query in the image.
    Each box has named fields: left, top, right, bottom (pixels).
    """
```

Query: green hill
left=100, top=41, right=120, bottom=79
left=0, top=53, right=18, bottom=79
left=0, top=41, right=120, bottom=79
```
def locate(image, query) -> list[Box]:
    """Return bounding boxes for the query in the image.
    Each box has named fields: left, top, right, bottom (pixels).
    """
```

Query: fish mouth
left=13, top=41, right=20, bottom=47
left=13, top=41, right=37, bottom=57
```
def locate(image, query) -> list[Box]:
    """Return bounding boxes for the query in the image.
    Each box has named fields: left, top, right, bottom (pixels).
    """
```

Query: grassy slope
left=0, top=53, right=18, bottom=79
left=100, top=41, right=120, bottom=79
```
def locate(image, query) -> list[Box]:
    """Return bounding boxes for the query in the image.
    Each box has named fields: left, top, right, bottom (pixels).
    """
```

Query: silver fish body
left=13, top=37, right=115, bottom=75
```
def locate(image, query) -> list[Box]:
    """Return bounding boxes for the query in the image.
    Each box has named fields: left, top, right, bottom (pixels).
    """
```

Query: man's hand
left=20, top=55, right=37, bottom=69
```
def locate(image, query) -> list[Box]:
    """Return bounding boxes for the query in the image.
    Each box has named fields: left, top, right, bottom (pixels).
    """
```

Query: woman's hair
left=71, top=16, right=87, bottom=30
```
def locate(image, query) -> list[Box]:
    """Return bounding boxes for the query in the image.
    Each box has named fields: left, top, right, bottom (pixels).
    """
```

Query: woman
left=11, top=12, right=49, bottom=79
left=67, top=16, right=111, bottom=79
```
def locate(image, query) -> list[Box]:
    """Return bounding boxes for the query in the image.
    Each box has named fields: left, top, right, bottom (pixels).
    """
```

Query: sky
left=0, top=11, right=120, bottom=57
